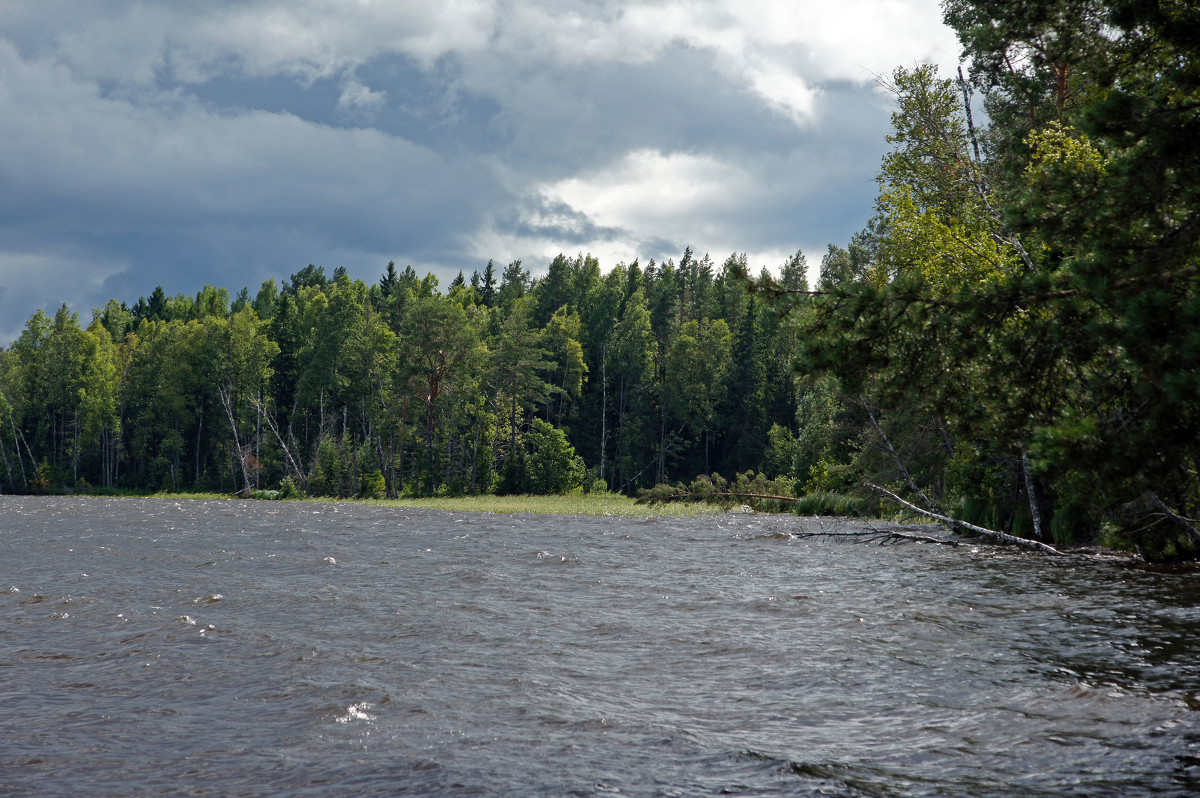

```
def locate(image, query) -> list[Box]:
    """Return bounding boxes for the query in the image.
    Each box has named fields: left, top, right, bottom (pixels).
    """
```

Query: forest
left=1, top=0, right=1197, bottom=560
left=0, top=249, right=813, bottom=503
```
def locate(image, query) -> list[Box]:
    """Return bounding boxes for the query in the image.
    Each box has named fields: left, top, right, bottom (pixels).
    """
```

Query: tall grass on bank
left=361, top=493, right=721, bottom=517
left=45, top=490, right=722, bottom=518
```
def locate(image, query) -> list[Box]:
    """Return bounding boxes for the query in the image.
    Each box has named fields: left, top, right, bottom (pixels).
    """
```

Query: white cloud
left=479, top=0, right=957, bottom=128
left=746, top=65, right=820, bottom=125
left=484, top=148, right=820, bottom=275
left=173, top=0, right=499, bottom=82
left=338, top=77, right=387, bottom=113
left=32, top=1, right=499, bottom=88
left=543, top=149, right=753, bottom=247
left=53, top=4, right=173, bottom=86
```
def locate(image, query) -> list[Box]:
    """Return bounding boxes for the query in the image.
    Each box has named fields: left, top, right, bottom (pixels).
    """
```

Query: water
left=2, top=497, right=1199, bottom=796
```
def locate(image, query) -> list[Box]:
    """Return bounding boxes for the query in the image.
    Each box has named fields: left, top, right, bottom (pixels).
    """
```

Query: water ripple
left=1, top=496, right=1199, bottom=796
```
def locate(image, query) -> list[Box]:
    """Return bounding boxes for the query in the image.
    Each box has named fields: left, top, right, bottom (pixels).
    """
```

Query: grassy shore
left=359, top=493, right=724, bottom=517
left=71, top=490, right=724, bottom=518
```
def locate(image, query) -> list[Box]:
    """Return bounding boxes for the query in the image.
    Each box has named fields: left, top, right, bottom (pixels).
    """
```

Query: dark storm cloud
left=0, top=0, right=960, bottom=342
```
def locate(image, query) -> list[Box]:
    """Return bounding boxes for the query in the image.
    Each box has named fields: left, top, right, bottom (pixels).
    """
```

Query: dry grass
left=358, top=493, right=723, bottom=517
left=133, top=491, right=724, bottom=518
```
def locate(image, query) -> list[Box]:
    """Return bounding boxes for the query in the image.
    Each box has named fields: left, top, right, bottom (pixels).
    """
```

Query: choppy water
left=2, top=497, right=1200, bottom=796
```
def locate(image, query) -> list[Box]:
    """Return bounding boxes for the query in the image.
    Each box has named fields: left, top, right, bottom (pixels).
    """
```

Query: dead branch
left=789, top=528, right=956, bottom=546
left=1142, top=491, right=1200, bottom=548
left=218, top=384, right=253, bottom=498
left=715, top=491, right=805, bottom=503
left=861, top=519, right=959, bottom=547
left=866, top=482, right=1063, bottom=555
left=250, top=396, right=309, bottom=493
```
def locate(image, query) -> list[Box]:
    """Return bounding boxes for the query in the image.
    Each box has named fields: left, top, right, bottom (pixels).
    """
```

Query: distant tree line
left=0, top=250, right=816, bottom=503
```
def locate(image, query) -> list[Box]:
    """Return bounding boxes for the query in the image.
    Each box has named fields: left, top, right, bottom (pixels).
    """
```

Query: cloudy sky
left=0, top=1, right=961, bottom=342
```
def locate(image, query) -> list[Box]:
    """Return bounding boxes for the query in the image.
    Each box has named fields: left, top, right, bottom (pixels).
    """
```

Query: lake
left=2, top=496, right=1199, bottom=796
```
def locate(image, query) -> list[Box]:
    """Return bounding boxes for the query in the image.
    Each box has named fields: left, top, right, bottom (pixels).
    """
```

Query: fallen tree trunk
left=866, top=482, right=1063, bottom=555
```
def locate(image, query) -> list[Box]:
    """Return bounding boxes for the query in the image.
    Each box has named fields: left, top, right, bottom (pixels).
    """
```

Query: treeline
left=4, top=0, right=1196, bottom=561
left=0, top=250, right=819, bottom=502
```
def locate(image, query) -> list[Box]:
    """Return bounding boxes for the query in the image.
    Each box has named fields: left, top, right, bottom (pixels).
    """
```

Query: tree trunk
left=617, top=373, right=627, bottom=487
left=1143, top=491, right=1200, bottom=549
left=12, top=415, right=33, bottom=490
left=219, top=384, right=252, bottom=497
left=658, top=384, right=667, bottom=485
left=510, top=389, right=518, bottom=458
left=425, top=402, right=435, bottom=495
left=471, top=409, right=482, bottom=495
left=251, top=396, right=307, bottom=493
left=599, top=347, right=608, bottom=483
left=1021, top=449, right=1045, bottom=540
left=72, top=410, right=79, bottom=484
left=0, top=435, right=11, bottom=493
left=195, top=390, right=205, bottom=489
left=256, top=391, right=263, bottom=490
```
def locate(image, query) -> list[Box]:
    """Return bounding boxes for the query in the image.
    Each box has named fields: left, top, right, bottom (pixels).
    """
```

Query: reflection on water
left=1, top=496, right=1199, bottom=796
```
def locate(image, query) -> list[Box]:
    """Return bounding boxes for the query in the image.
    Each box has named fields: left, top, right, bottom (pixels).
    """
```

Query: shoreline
left=4, top=491, right=725, bottom=518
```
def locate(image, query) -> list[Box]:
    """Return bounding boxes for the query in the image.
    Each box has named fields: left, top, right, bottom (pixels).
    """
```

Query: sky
left=0, top=0, right=962, bottom=343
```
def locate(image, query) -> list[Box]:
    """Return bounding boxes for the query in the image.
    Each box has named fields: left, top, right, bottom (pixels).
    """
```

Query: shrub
left=278, top=476, right=303, bottom=499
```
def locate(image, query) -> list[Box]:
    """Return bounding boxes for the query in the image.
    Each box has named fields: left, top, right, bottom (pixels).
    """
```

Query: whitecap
left=335, top=702, right=376, bottom=723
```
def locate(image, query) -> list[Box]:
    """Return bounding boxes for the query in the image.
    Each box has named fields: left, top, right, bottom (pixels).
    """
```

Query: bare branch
left=1142, top=491, right=1200, bottom=548
left=249, top=396, right=309, bottom=493
left=786, top=526, right=959, bottom=547
left=218, top=383, right=253, bottom=498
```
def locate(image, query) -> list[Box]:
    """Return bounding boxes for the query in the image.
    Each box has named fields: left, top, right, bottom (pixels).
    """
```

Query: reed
left=358, top=493, right=722, bottom=517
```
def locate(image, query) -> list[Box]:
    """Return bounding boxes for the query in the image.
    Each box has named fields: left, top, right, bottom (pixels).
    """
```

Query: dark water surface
left=3, top=497, right=1200, bottom=796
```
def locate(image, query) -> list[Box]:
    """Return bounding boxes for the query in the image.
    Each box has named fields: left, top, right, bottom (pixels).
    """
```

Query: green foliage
left=496, top=448, right=529, bottom=495
left=761, top=423, right=797, bottom=479
left=793, top=374, right=849, bottom=481
left=803, top=459, right=835, bottom=494
left=748, top=1, right=1200, bottom=559
left=307, top=434, right=343, bottom=498
left=0, top=242, right=878, bottom=512
left=278, top=476, right=303, bottom=499
left=792, top=491, right=869, bottom=517
left=525, top=419, right=585, bottom=495
left=31, top=458, right=56, bottom=494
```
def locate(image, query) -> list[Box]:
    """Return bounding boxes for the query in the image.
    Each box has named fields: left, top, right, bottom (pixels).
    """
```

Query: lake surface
left=2, top=497, right=1200, bottom=796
